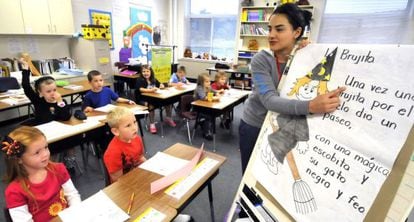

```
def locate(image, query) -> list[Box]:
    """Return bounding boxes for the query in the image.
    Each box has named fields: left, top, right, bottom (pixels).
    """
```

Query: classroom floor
left=0, top=104, right=245, bottom=222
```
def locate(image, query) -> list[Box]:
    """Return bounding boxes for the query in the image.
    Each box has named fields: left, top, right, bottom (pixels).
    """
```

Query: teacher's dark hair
left=272, top=3, right=312, bottom=40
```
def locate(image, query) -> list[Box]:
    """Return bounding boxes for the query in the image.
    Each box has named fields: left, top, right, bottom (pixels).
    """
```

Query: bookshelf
left=237, top=4, right=314, bottom=65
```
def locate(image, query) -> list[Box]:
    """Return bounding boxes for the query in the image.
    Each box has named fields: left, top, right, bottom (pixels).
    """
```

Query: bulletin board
left=227, top=44, right=414, bottom=222
left=89, top=9, right=114, bottom=49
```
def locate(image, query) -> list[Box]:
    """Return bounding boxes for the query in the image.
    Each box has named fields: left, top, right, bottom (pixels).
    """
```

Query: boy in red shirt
left=103, top=106, right=146, bottom=183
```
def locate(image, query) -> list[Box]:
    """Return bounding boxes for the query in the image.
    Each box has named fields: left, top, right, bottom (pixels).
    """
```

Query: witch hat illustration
left=288, top=47, right=338, bottom=96
left=268, top=47, right=339, bottom=166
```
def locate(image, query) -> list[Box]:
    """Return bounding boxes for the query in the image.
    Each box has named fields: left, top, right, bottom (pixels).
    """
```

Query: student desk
left=57, top=80, right=112, bottom=104
left=140, top=84, right=197, bottom=137
left=113, top=73, right=141, bottom=93
left=0, top=80, right=111, bottom=119
left=0, top=93, right=31, bottom=112
left=116, top=143, right=226, bottom=222
left=191, top=89, right=251, bottom=151
left=206, top=67, right=252, bottom=90
left=52, top=181, right=177, bottom=222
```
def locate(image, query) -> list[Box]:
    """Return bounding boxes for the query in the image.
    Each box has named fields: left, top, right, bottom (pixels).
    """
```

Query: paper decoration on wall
left=151, top=48, right=172, bottom=83
left=88, top=9, right=114, bottom=49
left=130, top=7, right=152, bottom=64
left=81, top=24, right=110, bottom=40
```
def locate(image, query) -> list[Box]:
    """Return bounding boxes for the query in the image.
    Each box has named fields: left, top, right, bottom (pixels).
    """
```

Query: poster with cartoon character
left=130, top=8, right=152, bottom=64
left=252, top=44, right=414, bottom=221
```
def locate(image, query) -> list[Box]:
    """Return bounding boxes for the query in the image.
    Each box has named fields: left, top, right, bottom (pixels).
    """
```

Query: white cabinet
left=48, top=0, right=74, bottom=35
left=0, top=0, right=25, bottom=34
left=0, top=0, right=74, bottom=35
left=20, top=0, right=51, bottom=34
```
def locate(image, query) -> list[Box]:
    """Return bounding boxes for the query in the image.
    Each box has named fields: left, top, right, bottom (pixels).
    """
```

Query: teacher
left=239, top=3, right=345, bottom=173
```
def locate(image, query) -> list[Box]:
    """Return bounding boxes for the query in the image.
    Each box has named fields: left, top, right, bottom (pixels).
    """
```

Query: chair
left=179, top=95, right=197, bottom=144
left=4, top=208, right=12, bottom=222
left=0, top=77, right=20, bottom=92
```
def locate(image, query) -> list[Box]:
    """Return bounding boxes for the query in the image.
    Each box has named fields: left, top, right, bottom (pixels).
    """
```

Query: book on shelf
left=241, top=9, right=248, bottom=22
left=240, top=24, right=268, bottom=35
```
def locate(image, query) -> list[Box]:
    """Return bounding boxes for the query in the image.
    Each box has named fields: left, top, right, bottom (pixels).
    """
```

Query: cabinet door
left=20, top=0, right=51, bottom=34
left=48, top=0, right=74, bottom=35
left=0, top=0, right=25, bottom=34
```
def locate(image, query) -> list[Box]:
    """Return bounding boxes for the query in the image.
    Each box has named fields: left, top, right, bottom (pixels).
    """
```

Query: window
left=185, top=0, right=239, bottom=61
left=318, top=0, right=414, bottom=44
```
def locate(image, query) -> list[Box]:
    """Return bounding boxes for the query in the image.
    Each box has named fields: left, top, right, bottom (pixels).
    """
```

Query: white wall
left=0, top=35, right=70, bottom=59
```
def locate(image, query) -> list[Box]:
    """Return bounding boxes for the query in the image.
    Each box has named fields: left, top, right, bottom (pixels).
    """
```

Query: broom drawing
left=286, top=151, right=317, bottom=214
left=267, top=113, right=317, bottom=214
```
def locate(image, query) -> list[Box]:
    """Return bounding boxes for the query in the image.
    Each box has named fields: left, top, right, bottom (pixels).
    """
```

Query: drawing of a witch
left=268, top=47, right=338, bottom=163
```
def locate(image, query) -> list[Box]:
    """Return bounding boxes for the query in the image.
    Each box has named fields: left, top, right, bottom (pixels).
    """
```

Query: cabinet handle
left=54, top=25, right=57, bottom=33
left=48, top=25, right=51, bottom=33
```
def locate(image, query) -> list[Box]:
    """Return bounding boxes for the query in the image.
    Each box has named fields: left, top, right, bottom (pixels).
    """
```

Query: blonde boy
left=104, top=107, right=146, bottom=183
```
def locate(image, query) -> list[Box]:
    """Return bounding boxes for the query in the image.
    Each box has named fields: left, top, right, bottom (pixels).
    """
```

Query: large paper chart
left=252, top=44, right=414, bottom=221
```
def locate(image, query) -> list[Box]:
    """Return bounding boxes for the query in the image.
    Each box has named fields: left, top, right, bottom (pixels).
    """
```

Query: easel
left=227, top=118, right=414, bottom=221
left=227, top=44, right=414, bottom=221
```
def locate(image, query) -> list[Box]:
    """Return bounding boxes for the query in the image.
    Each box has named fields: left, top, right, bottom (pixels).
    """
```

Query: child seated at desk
left=3, top=126, right=81, bottom=221
left=135, top=64, right=176, bottom=134
left=82, top=70, right=135, bottom=113
left=211, top=71, right=229, bottom=93
left=169, top=65, right=189, bottom=87
left=194, top=73, right=219, bottom=140
left=211, top=71, right=231, bottom=129
left=20, top=58, right=78, bottom=175
left=20, top=59, right=71, bottom=125
left=103, top=106, right=147, bottom=183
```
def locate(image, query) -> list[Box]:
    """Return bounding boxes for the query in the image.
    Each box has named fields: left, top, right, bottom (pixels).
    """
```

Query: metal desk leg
left=137, top=116, right=146, bottom=152
left=212, top=117, right=216, bottom=152
left=159, top=107, right=164, bottom=138
left=208, top=181, right=216, bottom=222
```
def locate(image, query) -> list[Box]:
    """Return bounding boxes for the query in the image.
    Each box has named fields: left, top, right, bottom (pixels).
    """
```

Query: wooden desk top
left=141, top=84, right=196, bottom=99
left=52, top=183, right=176, bottom=222
left=115, top=102, right=148, bottom=111
left=0, top=80, right=111, bottom=111
left=117, top=143, right=226, bottom=209
left=0, top=99, right=30, bottom=111
left=63, top=102, right=148, bottom=126
left=103, top=184, right=177, bottom=222
left=192, top=89, right=250, bottom=110
left=114, top=73, right=141, bottom=79
left=57, top=80, right=111, bottom=97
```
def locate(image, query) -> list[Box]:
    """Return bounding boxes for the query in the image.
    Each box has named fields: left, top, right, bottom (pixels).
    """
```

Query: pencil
left=127, top=192, right=135, bottom=215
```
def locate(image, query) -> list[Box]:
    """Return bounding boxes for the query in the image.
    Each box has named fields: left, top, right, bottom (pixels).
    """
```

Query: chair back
left=0, top=77, right=20, bottom=92
left=4, top=208, right=12, bottom=222
left=180, top=94, right=194, bottom=114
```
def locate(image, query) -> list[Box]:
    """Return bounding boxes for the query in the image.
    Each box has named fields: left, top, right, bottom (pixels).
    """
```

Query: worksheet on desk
left=139, top=152, right=189, bottom=176
left=58, top=190, right=129, bottom=222
left=165, top=158, right=219, bottom=199
left=94, top=104, right=117, bottom=113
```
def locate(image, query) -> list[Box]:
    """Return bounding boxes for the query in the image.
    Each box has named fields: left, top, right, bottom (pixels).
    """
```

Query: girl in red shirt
left=3, top=126, right=81, bottom=222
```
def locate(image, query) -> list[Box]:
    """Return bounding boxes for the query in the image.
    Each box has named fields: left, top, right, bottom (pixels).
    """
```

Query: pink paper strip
left=150, top=144, right=204, bottom=194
